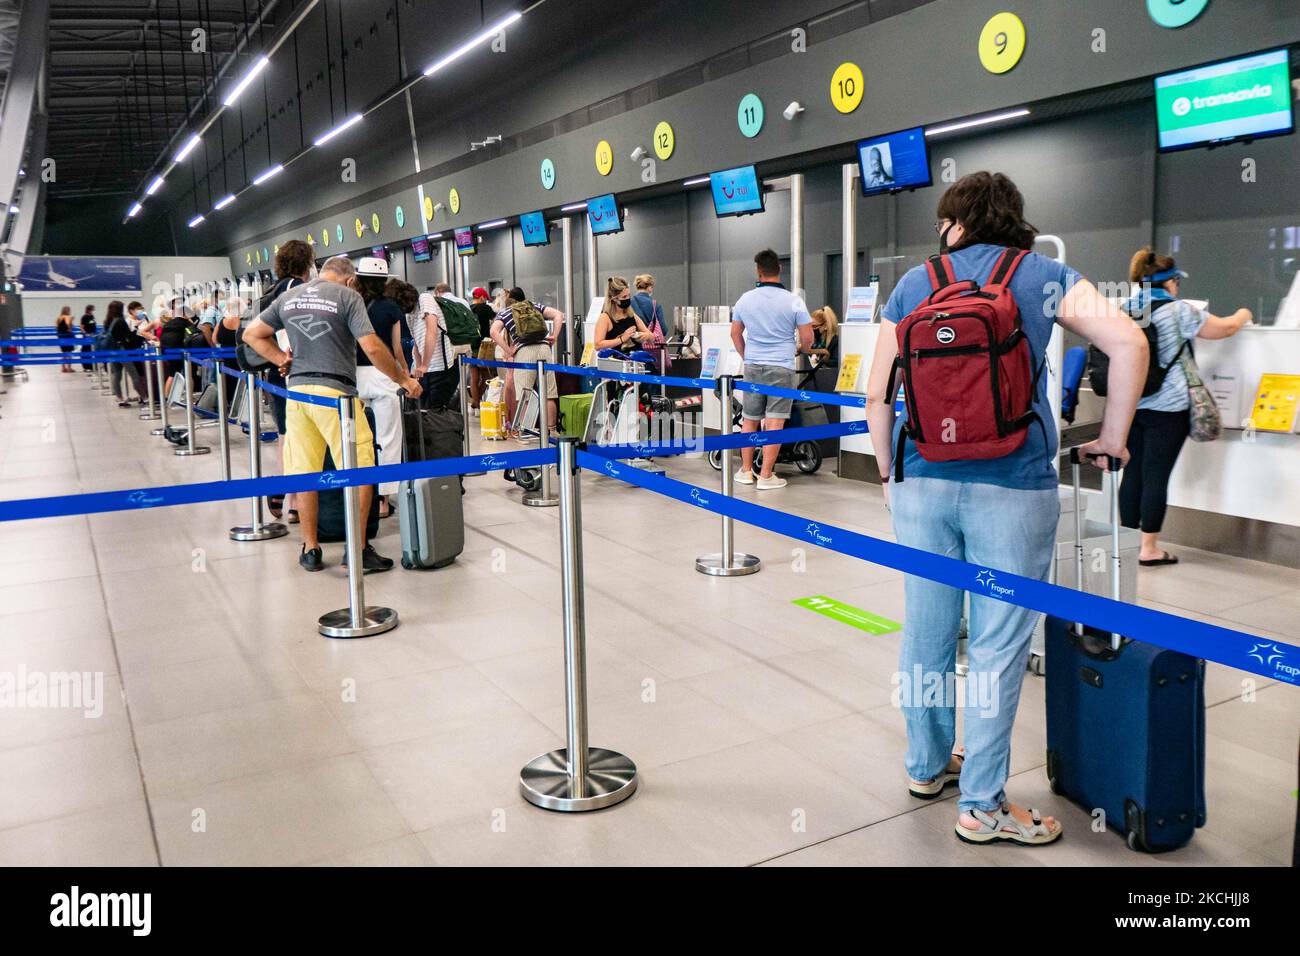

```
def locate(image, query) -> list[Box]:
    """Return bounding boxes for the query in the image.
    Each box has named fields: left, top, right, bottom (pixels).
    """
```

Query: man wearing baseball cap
left=243, top=255, right=422, bottom=574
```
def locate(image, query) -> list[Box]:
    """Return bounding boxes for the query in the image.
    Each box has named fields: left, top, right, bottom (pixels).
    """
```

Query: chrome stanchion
left=230, top=372, right=287, bottom=542
left=695, top=374, right=761, bottom=576
left=215, top=363, right=231, bottom=481
left=522, top=357, right=558, bottom=507
left=458, top=356, right=484, bottom=476
left=174, top=353, right=210, bottom=457
left=318, top=396, right=399, bottom=639
left=150, top=350, right=170, bottom=436
left=520, top=436, right=637, bottom=811
left=139, top=347, right=160, bottom=420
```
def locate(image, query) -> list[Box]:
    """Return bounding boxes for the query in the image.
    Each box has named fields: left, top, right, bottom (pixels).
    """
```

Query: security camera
left=433, top=202, right=445, bottom=212
left=630, top=146, right=647, bottom=162
left=783, top=101, right=805, bottom=121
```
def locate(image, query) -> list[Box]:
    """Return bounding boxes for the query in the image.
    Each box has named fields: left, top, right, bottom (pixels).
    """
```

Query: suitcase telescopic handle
left=1067, top=447, right=1124, bottom=650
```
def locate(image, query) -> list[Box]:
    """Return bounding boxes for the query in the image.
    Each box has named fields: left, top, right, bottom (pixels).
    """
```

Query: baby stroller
left=707, top=367, right=825, bottom=475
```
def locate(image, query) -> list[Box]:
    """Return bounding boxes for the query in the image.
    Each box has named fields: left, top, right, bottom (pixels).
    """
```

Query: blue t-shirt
left=732, top=282, right=812, bottom=370
left=881, top=244, right=1082, bottom=491
left=1138, top=300, right=1206, bottom=413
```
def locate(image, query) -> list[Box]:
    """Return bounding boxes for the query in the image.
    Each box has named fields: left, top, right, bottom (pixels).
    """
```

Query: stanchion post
left=522, top=358, right=558, bottom=507
left=520, top=437, right=637, bottom=811
left=174, top=353, right=210, bottom=457
left=140, top=345, right=160, bottom=420
left=318, top=395, right=399, bottom=639
left=215, top=363, right=231, bottom=481
left=695, top=375, right=761, bottom=576
left=458, top=357, right=484, bottom=476
left=151, top=348, right=170, bottom=436
left=229, top=371, right=287, bottom=541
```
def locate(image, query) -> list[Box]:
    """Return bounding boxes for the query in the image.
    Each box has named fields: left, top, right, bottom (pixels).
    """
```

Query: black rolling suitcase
left=398, top=395, right=464, bottom=569
left=317, top=406, right=381, bottom=543
left=1044, top=448, right=1206, bottom=852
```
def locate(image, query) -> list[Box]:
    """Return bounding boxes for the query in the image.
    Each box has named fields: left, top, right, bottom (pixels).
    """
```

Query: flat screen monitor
left=586, top=194, right=623, bottom=236
left=709, top=165, right=765, bottom=218
left=370, top=245, right=387, bottom=260
left=411, top=238, right=431, bottom=262
left=857, top=126, right=932, bottom=197
left=454, top=227, right=477, bottom=256
left=1155, top=48, right=1294, bottom=152
left=520, top=211, right=550, bottom=247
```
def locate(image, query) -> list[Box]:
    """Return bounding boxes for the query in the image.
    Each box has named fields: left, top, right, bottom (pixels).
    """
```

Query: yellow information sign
left=653, top=121, right=675, bottom=160
left=830, top=62, right=864, bottom=114
left=449, top=188, right=460, bottom=215
left=979, top=12, right=1026, bottom=74
left=371, top=212, right=381, bottom=234
left=322, top=228, right=329, bottom=247
left=835, top=353, right=864, bottom=392
left=1249, top=374, right=1300, bottom=432
left=580, top=342, right=596, bottom=366
left=354, top=217, right=364, bottom=238
left=423, top=195, right=434, bottom=223
left=595, top=139, right=614, bottom=176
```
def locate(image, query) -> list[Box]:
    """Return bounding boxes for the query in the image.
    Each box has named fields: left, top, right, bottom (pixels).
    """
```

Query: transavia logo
left=126, top=490, right=164, bottom=507
left=1172, top=96, right=1192, bottom=117
left=1247, top=642, right=1298, bottom=679
left=936, top=326, right=956, bottom=345
left=689, top=487, right=710, bottom=506
left=480, top=455, right=507, bottom=468
left=317, top=472, right=348, bottom=487
left=975, top=569, right=1016, bottom=598
left=1177, top=83, right=1274, bottom=116
left=50, top=886, right=151, bottom=936
left=806, top=523, right=833, bottom=545
left=290, top=315, right=334, bottom=341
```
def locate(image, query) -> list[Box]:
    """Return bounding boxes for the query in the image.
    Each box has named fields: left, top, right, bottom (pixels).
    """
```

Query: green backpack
left=436, top=296, right=481, bottom=347
left=510, top=300, right=548, bottom=345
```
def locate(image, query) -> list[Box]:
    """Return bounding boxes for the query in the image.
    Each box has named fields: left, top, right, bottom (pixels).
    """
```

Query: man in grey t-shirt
left=244, top=256, right=422, bottom=574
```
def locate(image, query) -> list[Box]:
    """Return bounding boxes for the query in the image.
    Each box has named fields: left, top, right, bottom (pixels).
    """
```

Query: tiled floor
left=0, top=365, right=1294, bottom=867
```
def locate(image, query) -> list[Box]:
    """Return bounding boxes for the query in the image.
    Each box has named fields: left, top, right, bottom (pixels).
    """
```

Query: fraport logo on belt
left=1248, top=642, right=1298, bottom=681
left=747, top=433, right=765, bottom=445
left=689, top=488, right=711, bottom=506
left=975, top=569, right=1015, bottom=599
left=805, top=523, right=833, bottom=545
left=126, top=490, right=165, bottom=507
left=480, top=455, right=507, bottom=468
left=604, top=460, right=620, bottom=477
left=318, top=473, right=348, bottom=488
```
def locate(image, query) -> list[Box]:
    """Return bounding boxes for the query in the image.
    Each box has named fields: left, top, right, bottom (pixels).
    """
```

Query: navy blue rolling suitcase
left=1045, top=449, right=1206, bottom=852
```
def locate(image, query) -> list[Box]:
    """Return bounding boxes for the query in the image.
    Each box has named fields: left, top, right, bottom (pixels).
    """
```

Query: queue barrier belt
left=4, top=353, right=1296, bottom=687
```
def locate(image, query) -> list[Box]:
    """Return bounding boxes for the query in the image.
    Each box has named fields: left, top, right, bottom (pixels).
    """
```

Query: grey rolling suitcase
left=399, top=396, right=464, bottom=570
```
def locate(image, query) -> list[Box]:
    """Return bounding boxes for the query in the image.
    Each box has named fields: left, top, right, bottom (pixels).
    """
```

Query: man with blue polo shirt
left=730, top=249, right=814, bottom=490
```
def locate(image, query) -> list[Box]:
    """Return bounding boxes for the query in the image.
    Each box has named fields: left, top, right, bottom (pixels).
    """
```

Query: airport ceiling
left=46, top=0, right=285, bottom=199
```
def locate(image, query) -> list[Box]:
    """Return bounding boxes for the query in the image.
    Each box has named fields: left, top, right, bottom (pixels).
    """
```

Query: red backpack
left=886, top=248, right=1040, bottom=481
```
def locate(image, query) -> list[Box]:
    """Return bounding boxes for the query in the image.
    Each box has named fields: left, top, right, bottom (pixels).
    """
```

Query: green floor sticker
left=794, top=596, right=901, bottom=635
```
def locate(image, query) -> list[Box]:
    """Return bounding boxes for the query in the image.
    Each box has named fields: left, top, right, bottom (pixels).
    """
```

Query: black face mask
left=618, top=298, right=631, bottom=309
left=938, top=223, right=956, bottom=256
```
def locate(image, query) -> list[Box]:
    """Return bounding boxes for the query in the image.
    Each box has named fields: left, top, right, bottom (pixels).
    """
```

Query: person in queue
left=864, top=171, right=1148, bottom=847
left=593, top=276, right=652, bottom=353
left=411, top=291, right=461, bottom=409
left=242, top=255, right=422, bottom=573
left=105, top=299, right=149, bottom=407
left=55, top=306, right=76, bottom=373
left=353, top=257, right=410, bottom=518
left=469, top=287, right=497, bottom=411
left=434, top=280, right=470, bottom=311
left=629, top=273, right=669, bottom=368
left=262, top=239, right=313, bottom=522
left=216, top=295, right=243, bottom=412
left=1117, top=248, right=1251, bottom=567
left=490, top=286, right=565, bottom=434
left=77, top=304, right=96, bottom=373
left=730, top=249, right=814, bottom=490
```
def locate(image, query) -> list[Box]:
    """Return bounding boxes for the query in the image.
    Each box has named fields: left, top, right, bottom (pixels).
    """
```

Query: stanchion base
left=139, top=411, right=161, bottom=421
left=695, top=552, right=762, bottom=577
left=174, top=446, right=211, bottom=457
left=229, top=523, right=288, bottom=541
left=519, top=747, right=638, bottom=812
left=318, top=605, right=399, bottom=640
left=522, top=490, right=560, bottom=507
left=150, top=427, right=168, bottom=436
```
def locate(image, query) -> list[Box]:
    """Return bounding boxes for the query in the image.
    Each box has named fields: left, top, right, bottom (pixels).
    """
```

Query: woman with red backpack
left=864, top=172, right=1149, bottom=848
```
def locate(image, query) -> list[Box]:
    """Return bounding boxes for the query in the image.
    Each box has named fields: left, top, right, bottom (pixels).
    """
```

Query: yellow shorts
left=283, top=384, right=376, bottom=475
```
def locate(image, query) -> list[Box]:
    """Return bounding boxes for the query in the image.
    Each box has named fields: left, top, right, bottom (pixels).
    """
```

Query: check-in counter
left=835, top=321, right=882, bottom=476
left=1167, top=327, right=1300, bottom=530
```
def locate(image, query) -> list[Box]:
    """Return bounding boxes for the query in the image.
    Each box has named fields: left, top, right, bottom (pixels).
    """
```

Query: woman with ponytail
left=1119, top=247, right=1251, bottom=566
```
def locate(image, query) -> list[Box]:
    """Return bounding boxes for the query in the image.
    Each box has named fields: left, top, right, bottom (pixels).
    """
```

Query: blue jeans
left=890, top=476, right=1058, bottom=813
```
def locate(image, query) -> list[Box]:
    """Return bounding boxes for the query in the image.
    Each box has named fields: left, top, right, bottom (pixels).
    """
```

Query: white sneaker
left=734, top=469, right=755, bottom=485
left=756, top=474, right=787, bottom=490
